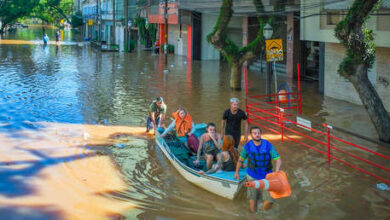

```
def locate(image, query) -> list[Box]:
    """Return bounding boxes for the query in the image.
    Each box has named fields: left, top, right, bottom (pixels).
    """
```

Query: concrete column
left=286, top=12, right=301, bottom=81
left=286, top=12, right=294, bottom=79
left=187, top=25, right=192, bottom=60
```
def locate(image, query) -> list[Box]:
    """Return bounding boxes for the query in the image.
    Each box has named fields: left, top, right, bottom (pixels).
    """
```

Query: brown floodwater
left=0, top=27, right=389, bottom=220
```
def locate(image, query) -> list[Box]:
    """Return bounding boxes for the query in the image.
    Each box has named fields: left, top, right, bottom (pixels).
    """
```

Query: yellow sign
left=61, top=19, right=64, bottom=24
left=265, top=39, right=284, bottom=62
left=88, top=19, right=93, bottom=26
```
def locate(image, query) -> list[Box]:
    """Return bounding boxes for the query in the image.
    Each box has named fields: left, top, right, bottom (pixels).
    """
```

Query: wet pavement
left=0, top=27, right=389, bottom=219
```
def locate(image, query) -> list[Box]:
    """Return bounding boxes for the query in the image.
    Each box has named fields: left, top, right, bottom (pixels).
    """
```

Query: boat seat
left=208, top=169, right=247, bottom=182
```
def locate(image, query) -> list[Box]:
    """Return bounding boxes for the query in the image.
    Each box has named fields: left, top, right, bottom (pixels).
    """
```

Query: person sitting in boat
left=199, top=135, right=239, bottom=174
left=234, top=126, right=282, bottom=213
left=194, top=123, right=222, bottom=171
left=160, top=108, right=195, bottom=145
left=146, top=97, right=166, bottom=134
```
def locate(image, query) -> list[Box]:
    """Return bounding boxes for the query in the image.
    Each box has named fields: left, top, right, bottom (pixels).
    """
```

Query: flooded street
left=0, top=28, right=389, bottom=219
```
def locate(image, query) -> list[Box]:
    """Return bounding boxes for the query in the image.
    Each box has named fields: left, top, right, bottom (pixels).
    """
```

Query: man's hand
left=244, top=136, right=248, bottom=143
left=234, top=171, right=239, bottom=180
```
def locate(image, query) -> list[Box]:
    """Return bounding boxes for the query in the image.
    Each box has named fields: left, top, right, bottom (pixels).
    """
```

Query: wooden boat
left=155, top=127, right=247, bottom=200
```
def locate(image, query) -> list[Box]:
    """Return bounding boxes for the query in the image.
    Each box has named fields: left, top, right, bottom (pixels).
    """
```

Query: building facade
left=300, top=0, right=390, bottom=110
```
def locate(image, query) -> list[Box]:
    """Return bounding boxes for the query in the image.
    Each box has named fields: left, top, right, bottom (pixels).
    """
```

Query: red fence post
left=280, top=108, right=284, bottom=141
left=297, top=63, right=302, bottom=115
left=245, top=67, right=249, bottom=122
left=323, top=123, right=333, bottom=167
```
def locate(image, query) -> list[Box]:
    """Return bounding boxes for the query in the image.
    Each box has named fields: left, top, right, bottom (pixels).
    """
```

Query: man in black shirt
left=221, top=98, right=248, bottom=148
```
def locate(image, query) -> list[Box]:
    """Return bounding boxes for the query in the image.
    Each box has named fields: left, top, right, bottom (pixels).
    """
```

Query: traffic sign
left=265, top=39, right=284, bottom=62
left=88, top=19, right=93, bottom=26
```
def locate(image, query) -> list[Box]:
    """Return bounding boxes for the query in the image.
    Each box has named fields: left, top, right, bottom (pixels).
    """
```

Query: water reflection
left=0, top=28, right=389, bottom=219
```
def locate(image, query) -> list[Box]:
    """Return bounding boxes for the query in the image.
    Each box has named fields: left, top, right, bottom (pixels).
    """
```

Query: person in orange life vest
left=234, top=127, right=282, bottom=213
left=194, top=123, right=222, bottom=171
left=161, top=108, right=195, bottom=145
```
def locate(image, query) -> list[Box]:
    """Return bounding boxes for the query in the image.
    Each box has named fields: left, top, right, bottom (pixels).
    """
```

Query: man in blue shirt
left=234, top=126, right=282, bottom=213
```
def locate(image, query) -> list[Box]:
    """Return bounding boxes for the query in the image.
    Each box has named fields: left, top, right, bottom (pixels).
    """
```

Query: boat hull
left=155, top=135, right=244, bottom=200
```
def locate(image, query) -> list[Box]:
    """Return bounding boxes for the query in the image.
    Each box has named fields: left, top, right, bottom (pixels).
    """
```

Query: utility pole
left=164, top=0, right=168, bottom=65
left=113, top=0, right=116, bottom=45
left=124, top=0, right=129, bottom=51
left=97, top=0, right=101, bottom=41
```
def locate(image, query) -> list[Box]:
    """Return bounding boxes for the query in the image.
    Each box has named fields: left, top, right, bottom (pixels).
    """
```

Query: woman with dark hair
left=200, top=135, right=240, bottom=174
left=194, top=123, right=222, bottom=171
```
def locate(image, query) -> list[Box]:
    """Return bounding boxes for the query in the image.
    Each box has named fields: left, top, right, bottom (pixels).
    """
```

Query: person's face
left=251, top=129, right=261, bottom=141
left=207, top=126, right=216, bottom=134
left=156, top=101, right=162, bottom=108
left=178, top=110, right=186, bottom=119
left=230, top=102, right=238, bottom=111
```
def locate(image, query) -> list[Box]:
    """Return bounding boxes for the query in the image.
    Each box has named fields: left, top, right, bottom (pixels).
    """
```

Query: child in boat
left=194, top=123, right=222, bottom=171
left=161, top=108, right=195, bottom=145
left=199, top=135, right=239, bottom=174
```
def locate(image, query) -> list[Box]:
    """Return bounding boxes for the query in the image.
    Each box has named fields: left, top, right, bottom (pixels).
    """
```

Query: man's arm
left=234, top=160, right=243, bottom=180
left=221, top=120, right=226, bottom=137
left=234, top=148, right=246, bottom=180
left=244, top=120, right=249, bottom=143
left=161, top=120, right=175, bottom=137
left=160, top=114, right=166, bottom=126
left=274, top=158, right=282, bottom=172
left=196, top=136, right=204, bottom=162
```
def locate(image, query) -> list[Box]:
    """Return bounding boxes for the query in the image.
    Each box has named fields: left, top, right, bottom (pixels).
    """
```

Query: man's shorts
left=246, top=175, right=275, bottom=203
left=146, top=116, right=161, bottom=131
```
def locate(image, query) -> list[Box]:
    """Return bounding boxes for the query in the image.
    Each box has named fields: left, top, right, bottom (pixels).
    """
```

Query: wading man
left=146, top=97, right=166, bottom=134
left=234, top=127, right=282, bottom=213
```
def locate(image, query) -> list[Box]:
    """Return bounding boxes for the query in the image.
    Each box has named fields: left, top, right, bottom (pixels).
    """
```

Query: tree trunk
left=334, top=0, right=390, bottom=143
left=349, top=64, right=390, bottom=142
left=230, top=63, right=242, bottom=89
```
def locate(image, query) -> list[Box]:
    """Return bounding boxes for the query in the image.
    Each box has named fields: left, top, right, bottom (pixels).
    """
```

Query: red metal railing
left=246, top=97, right=390, bottom=185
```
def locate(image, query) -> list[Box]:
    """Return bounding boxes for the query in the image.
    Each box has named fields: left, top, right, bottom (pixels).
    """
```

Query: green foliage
left=148, top=24, right=157, bottom=44
left=0, top=0, right=74, bottom=32
left=129, top=39, right=137, bottom=52
left=207, top=0, right=282, bottom=66
left=335, top=0, right=381, bottom=78
left=71, top=11, right=83, bottom=28
left=0, top=0, right=40, bottom=32
left=135, top=16, right=156, bottom=46
left=31, top=0, right=74, bottom=24
left=162, top=44, right=174, bottom=53
left=135, top=16, right=147, bottom=45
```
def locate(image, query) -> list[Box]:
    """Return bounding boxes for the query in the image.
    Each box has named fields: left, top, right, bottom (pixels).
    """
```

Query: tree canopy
left=0, top=0, right=40, bottom=33
left=0, top=0, right=74, bottom=33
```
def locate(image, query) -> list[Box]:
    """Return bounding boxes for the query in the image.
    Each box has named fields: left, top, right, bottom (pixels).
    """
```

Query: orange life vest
left=172, top=112, right=193, bottom=137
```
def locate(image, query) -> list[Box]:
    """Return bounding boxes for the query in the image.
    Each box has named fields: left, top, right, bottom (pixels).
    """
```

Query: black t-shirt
left=222, top=108, right=247, bottom=135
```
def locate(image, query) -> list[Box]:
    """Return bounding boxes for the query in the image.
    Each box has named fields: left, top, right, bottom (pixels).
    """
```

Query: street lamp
left=263, top=23, right=273, bottom=101
left=263, top=23, right=273, bottom=40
